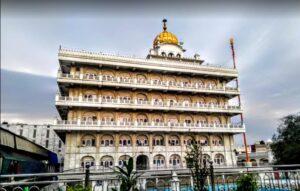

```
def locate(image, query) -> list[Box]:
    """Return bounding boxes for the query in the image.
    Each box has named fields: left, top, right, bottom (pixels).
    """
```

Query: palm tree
left=113, top=157, right=141, bottom=191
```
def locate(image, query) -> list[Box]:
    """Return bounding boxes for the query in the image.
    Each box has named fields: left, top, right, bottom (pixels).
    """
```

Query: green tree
left=271, top=113, right=300, bottom=164
left=185, top=136, right=210, bottom=191
left=236, top=174, right=258, bottom=191
left=113, top=157, right=140, bottom=191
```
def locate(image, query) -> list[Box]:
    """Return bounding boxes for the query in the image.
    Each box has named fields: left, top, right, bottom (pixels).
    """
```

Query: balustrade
left=57, top=72, right=239, bottom=93
left=56, top=95, right=241, bottom=112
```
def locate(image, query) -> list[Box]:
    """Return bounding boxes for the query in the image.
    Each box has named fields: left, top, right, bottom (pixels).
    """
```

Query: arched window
left=119, top=135, right=131, bottom=146
left=101, top=113, right=115, bottom=123
left=119, top=93, right=131, bottom=103
left=152, top=95, right=163, bottom=106
left=101, top=92, right=115, bottom=103
left=202, top=154, right=211, bottom=164
left=137, top=93, right=148, bottom=102
left=81, top=156, right=95, bottom=168
left=168, top=53, right=174, bottom=57
left=100, top=135, right=114, bottom=146
left=83, top=92, right=97, bottom=101
left=137, top=114, right=148, bottom=123
left=168, top=116, right=179, bottom=124
left=153, top=155, right=165, bottom=168
left=167, top=77, right=176, bottom=86
left=196, top=116, right=208, bottom=125
left=211, top=117, right=221, bottom=124
left=136, top=135, right=148, bottom=146
left=183, top=136, right=194, bottom=146
left=100, top=156, right=114, bottom=168
left=120, top=114, right=132, bottom=123
left=102, top=71, right=114, bottom=81
left=184, top=116, right=193, bottom=125
left=81, top=135, right=96, bottom=147
left=119, top=155, right=130, bottom=166
left=198, top=136, right=209, bottom=146
left=211, top=136, right=223, bottom=146
left=153, top=135, right=164, bottom=146
left=136, top=74, right=147, bottom=83
left=209, top=98, right=218, bottom=106
left=85, top=73, right=97, bottom=80
left=168, top=135, right=180, bottom=146
left=176, top=54, right=181, bottom=58
left=214, top=154, right=225, bottom=165
left=82, top=112, right=97, bottom=122
left=182, top=99, right=191, bottom=106
left=161, top=52, right=166, bottom=57
left=152, top=115, right=163, bottom=124
left=169, top=154, right=181, bottom=167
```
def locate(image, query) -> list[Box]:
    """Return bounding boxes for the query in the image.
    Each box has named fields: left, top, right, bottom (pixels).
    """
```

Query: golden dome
left=153, top=19, right=179, bottom=47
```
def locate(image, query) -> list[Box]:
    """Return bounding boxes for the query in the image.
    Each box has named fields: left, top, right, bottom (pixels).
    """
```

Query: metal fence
left=1, top=165, right=300, bottom=191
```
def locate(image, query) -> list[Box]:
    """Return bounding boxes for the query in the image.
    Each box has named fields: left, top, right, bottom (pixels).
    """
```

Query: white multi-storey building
left=53, top=19, right=245, bottom=171
left=1, top=122, right=65, bottom=163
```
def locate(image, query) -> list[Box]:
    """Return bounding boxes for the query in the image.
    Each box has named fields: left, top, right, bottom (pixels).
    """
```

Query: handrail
left=55, top=95, right=241, bottom=111
left=57, top=72, right=239, bottom=93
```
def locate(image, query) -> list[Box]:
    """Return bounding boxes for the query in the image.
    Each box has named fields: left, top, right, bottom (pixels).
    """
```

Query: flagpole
left=229, top=38, right=250, bottom=164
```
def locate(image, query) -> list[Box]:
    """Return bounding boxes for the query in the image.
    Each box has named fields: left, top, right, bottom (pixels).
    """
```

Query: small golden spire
left=162, top=19, right=167, bottom=31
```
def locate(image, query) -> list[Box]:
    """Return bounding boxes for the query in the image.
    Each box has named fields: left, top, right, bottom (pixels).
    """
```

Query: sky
left=1, top=1, right=300, bottom=145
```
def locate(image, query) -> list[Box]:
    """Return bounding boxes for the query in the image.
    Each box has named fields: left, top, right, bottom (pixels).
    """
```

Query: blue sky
left=1, top=1, right=300, bottom=144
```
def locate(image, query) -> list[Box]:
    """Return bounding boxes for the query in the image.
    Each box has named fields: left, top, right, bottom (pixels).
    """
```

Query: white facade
left=54, top=21, right=245, bottom=171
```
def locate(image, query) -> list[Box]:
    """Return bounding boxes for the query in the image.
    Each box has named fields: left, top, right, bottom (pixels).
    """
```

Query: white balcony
left=58, top=48, right=238, bottom=78
left=57, top=73, right=239, bottom=96
left=53, top=120, right=245, bottom=134
left=55, top=95, right=242, bottom=114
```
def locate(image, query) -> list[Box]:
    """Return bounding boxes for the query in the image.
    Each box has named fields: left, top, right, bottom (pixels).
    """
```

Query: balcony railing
left=53, top=120, right=245, bottom=133
left=57, top=72, right=239, bottom=95
left=55, top=95, right=242, bottom=113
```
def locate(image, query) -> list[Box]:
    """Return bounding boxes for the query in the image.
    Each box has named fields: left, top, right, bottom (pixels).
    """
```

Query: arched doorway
left=136, top=155, right=149, bottom=170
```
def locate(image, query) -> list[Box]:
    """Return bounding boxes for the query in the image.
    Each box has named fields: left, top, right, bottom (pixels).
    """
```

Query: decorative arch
left=82, top=112, right=97, bottom=122
left=100, top=134, right=114, bottom=146
left=101, top=70, right=115, bottom=80
left=183, top=135, right=194, bottom=146
left=153, top=135, right=164, bottom=146
left=119, top=113, right=132, bottom=123
left=152, top=114, right=164, bottom=123
left=136, top=135, right=149, bottom=146
left=118, top=155, right=131, bottom=166
left=168, top=53, right=174, bottom=57
left=136, top=113, right=148, bottom=123
left=198, top=135, right=209, bottom=146
left=101, top=112, right=115, bottom=122
left=83, top=90, right=97, bottom=100
left=211, top=116, right=221, bottom=124
left=136, top=93, right=148, bottom=102
left=184, top=115, right=194, bottom=124
left=136, top=74, right=147, bottom=83
left=166, top=76, right=177, bottom=86
left=214, top=153, right=225, bottom=165
left=119, top=135, right=131, bottom=146
left=211, top=135, right=223, bottom=146
left=202, top=154, right=211, bottom=164
left=101, top=91, right=115, bottom=100
left=168, top=135, right=180, bottom=146
left=100, top=155, right=114, bottom=168
left=161, top=52, right=166, bottom=57
left=81, top=134, right=96, bottom=147
left=169, top=154, right=181, bottom=167
left=81, top=156, right=95, bottom=168
left=168, top=115, right=179, bottom=123
left=196, top=116, right=208, bottom=124
left=153, top=154, right=166, bottom=168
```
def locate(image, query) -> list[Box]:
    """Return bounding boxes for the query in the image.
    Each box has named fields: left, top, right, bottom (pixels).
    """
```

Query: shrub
left=236, top=174, right=258, bottom=191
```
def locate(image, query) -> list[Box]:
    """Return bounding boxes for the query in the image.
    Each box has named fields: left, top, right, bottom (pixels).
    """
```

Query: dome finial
left=162, top=18, right=167, bottom=31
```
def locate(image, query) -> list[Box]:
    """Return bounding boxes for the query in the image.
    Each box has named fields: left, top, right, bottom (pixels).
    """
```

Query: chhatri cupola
left=149, top=19, right=186, bottom=58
